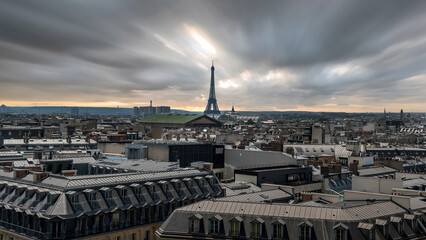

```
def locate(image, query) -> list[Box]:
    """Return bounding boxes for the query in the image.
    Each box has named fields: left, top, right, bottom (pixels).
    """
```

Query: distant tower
left=400, top=109, right=403, bottom=119
left=204, top=61, right=221, bottom=115
left=232, top=105, right=235, bottom=113
left=384, top=108, right=386, bottom=118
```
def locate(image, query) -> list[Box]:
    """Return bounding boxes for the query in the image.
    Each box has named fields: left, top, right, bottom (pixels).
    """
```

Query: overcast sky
left=0, top=0, right=425, bottom=112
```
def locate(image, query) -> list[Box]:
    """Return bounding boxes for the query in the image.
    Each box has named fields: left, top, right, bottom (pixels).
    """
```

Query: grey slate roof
left=157, top=199, right=426, bottom=240
left=0, top=167, right=223, bottom=219
left=219, top=189, right=292, bottom=203
left=91, top=159, right=180, bottom=172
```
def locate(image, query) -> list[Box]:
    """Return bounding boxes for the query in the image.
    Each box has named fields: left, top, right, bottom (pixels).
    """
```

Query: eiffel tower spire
left=204, top=61, right=221, bottom=115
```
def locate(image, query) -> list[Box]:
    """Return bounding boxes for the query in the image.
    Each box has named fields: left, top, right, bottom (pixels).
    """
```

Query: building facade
left=0, top=167, right=223, bottom=239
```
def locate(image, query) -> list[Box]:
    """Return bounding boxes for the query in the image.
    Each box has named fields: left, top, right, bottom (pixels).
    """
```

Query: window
left=229, top=219, right=241, bottom=236
left=119, top=189, right=126, bottom=198
left=298, top=223, right=312, bottom=240
left=144, top=230, right=150, bottom=240
left=251, top=222, right=261, bottom=238
left=189, top=218, right=199, bottom=233
left=130, top=233, right=136, bottom=240
left=209, top=219, right=220, bottom=234
left=112, top=212, right=120, bottom=229
left=397, top=221, right=404, bottom=233
left=70, top=195, right=79, bottom=204
left=162, top=183, right=169, bottom=192
left=334, top=223, right=348, bottom=240
left=335, top=228, right=346, bottom=240
left=230, top=221, right=239, bottom=236
left=105, top=191, right=112, bottom=200
left=272, top=223, right=283, bottom=239
left=88, top=193, right=96, bottom=202
left=95, top=216, right=100, bottom=231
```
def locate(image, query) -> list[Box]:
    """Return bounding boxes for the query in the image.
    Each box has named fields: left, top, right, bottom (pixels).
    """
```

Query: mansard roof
left=0, top=168, right=223, bottom=219
left=158, top=199, right=426, bottom=240
left=0, top=167, right=211, bottom=191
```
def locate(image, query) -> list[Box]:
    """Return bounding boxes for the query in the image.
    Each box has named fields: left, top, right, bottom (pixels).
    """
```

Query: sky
left=0, top=0, right=425, bottom=112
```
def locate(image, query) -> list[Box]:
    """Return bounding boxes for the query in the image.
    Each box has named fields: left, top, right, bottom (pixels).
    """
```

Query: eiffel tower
left=204, top=61, right=221, bottom=115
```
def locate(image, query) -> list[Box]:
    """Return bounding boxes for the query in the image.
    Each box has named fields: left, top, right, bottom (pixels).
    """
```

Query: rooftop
left=92, top=159, right=180, bottom=172
left=140, top=114, right=203, bottom=124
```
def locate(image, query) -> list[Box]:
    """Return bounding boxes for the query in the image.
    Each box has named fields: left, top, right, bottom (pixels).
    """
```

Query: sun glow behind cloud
left=184, top=24, right=217, bottom=58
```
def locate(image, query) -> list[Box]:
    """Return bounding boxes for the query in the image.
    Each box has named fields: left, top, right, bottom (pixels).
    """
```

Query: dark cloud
left=0, top=0, right=425, bottom=111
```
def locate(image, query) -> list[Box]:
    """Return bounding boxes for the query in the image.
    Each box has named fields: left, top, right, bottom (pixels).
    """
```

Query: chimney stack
left=33, top=172, right=49, bottom=182
left=13, top=169, right=29, bottom=179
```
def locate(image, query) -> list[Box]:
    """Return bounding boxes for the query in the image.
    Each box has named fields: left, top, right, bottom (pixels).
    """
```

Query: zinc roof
left=140, top=114, right=202, bottom=124
left=178, top=200, right=406, bottom=222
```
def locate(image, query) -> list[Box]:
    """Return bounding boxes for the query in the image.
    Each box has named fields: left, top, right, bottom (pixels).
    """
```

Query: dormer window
left=133, top=187, right=142, bottom=199
left=209, top=215, right=222, bottom=235
left=88, top=192, right=96, bottom=202
left=375, top=219, right=389, bottom=237
left=391, top=216, right=404, bottom=234
left=404, top=214, right=417, bottom=231
left=250, top=218, right=264, bottom=238
left=25, top=191, right=34, bottom=199
left=189, top=214, right=203, bottom=233
left=145, top=182, right=154, bottom=195
left=229, top=216, right=243, bottom=236
left=119, top=188, right=126, bottom=198
left=70, top=194, right=79, bottom=204
left=333, top=223, right=348, bottom=240
left=271, top=219, right=285, bottom=239
left=298, top=221, right=313, bottom=240
left=162, top=183, right=169, bottom=192
left=105, top=191, right=112, bottom=200
left=358, top=222, right=375, bottom=240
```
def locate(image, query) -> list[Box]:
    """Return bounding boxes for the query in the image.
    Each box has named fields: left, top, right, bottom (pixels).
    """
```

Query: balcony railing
left=0, top=219, right=50, bottom=239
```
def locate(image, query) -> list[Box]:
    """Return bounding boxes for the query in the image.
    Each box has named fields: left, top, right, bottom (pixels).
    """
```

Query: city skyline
left=1, top=1, right=426, bottom=112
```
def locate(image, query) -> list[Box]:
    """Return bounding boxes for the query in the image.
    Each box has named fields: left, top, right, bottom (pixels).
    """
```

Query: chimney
left=33, top=172, right=49, bottom=182
left=33, top=150, right=42, bottom=160
left=3, top=166, right=12, bottom=172
left=349, top=162, right=359, bottom=176
left=13, top=169, right=29, bottom=178
left=302, top=192, right=313, bottom=202
left=62, top=170, right=77, bottom=176
left=25, top=165, right=43, bottom=171
left=0, top=161, right=13, bottom=167
left=320, top=166, right=330, bottom=178
left=66, top=135, right=72, bottom=144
